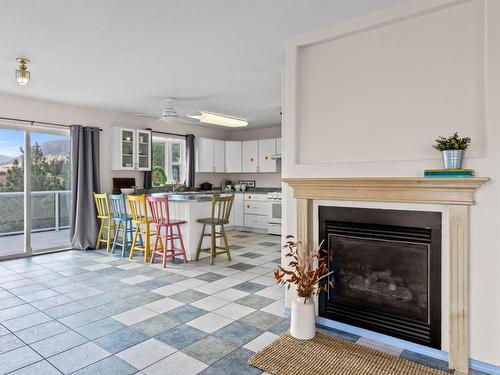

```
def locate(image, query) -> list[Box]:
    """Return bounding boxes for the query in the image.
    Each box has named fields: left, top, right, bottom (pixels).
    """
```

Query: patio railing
left=0, top=190, right=71, bottom=236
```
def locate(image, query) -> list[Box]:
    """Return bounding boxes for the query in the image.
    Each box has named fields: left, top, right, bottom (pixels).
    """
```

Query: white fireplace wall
left=282, top=0, right=500, bottom=366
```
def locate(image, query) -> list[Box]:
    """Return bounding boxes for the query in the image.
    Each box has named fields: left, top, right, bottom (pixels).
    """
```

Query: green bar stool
left=195, top=193, right=234, bottom=265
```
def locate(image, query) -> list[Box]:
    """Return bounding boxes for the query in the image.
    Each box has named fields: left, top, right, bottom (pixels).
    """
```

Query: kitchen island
left=150, top=192, right=218, bottom=261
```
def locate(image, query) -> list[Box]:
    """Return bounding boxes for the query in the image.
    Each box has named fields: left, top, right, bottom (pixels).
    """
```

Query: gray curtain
left=70, top=125, right=101, bottom=250
left=186, top=134, right=195, bottom=189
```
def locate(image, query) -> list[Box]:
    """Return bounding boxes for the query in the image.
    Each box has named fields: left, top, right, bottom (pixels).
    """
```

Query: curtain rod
left=146, top=128, right=188, bottom=138
left=0, top=116, right=103, bottom=131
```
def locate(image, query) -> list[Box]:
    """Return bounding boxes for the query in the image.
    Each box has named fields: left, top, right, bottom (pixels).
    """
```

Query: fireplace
left=319, top=206, right=442, bottom=349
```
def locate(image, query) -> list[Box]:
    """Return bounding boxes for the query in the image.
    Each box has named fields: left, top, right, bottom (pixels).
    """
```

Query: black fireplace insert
left=319, top=206, right=441, bottom=349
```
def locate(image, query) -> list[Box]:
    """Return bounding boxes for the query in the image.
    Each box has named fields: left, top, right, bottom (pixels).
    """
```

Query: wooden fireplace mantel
left=283, top=176, right=490, bottom=375
left=283, top=177, right=490, bottom=205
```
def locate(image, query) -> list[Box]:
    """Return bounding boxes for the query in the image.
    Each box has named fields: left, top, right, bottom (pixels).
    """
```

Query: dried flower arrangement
left=274, top=235, right=334, bottom=303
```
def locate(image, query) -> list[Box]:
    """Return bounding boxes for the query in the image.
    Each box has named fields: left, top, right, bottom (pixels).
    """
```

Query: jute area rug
left=248, top=332, right=448, bottom=375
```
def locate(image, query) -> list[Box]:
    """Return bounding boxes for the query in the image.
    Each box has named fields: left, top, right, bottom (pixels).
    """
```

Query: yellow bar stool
left=127, top=194, right=162, bottom=262
left=93, top=193, right=115, bottom=252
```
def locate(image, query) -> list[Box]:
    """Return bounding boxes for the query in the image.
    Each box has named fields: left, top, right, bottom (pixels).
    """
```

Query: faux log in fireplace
left=319, top=206, right=442, bottom=349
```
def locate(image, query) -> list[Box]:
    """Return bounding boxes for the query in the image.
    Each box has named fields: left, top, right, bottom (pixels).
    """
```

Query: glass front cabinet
left=110, top=127, right=151, bottom=171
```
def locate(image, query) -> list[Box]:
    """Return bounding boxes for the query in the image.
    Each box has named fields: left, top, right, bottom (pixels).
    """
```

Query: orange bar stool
left=127, top=194, right=160, bottom=262
left=93, top=193, right=115, bottom=252
left=147, top=195, right=187, bottom=268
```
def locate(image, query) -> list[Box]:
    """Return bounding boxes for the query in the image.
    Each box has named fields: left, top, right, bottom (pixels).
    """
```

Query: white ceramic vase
left=290, top=297, right=316, bottom=340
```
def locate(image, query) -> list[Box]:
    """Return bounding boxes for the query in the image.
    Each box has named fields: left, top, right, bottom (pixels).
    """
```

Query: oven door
left=268, top=200, right=282, bottom=224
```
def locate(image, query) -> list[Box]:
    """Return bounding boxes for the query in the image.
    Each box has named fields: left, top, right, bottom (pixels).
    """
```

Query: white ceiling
left=0, top=0, right=409, bottom=128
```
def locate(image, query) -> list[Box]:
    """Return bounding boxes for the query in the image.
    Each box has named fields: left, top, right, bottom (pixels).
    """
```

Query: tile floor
left=0, top=231, right=489, bottom=374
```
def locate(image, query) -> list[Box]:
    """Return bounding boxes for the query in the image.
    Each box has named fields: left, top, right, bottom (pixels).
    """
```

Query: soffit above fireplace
left=283, top=177, right=490, bottom=205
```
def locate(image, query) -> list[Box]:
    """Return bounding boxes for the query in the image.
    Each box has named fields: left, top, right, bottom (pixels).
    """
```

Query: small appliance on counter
left=199, top=181, right=213, bottom=191
left=267, top=191, right=282, bottom=235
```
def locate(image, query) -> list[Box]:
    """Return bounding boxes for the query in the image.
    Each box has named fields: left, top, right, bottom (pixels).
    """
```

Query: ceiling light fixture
left=189, top=111, right=248, bottom=127
left=16, top=58, right=30, bottom=86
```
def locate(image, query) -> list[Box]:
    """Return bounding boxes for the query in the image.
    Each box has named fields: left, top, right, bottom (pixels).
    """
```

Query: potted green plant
left=433, top=132, right=471, bottom=169
left=275, top=236, right=333, bottom=340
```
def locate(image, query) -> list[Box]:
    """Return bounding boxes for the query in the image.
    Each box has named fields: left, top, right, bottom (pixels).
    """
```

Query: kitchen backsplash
left=195, top=171, right=282, bottom=189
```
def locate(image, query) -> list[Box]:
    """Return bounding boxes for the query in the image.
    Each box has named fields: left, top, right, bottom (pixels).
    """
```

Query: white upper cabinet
left=276, top=137, right=282, bottom=155
left=258, top=139, right=276, bottom=172
left=196, top=137, right=280, bottom=174
left=196, top=138, right=215, bottom=172
left=214, top=140, right=225, bottom=172
left=242, top=140, right=259, bottom=173
left=225, top=141, right=242, bottom=173
left=111, top=127, right=151, bottom=171
left=136, top=130, right=151, bottom=171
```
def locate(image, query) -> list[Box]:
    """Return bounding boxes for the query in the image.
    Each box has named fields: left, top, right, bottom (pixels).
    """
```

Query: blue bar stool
left=109, top=193, right=141, bottom=257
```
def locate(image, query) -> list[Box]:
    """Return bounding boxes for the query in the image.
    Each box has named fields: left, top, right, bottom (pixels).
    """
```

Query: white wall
left=0, top=94, right=281, bottom=191
left=283, top=0, right=499, bottom=366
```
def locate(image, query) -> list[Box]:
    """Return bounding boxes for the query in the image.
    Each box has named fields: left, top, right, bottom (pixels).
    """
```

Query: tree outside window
left=151, top=138, right=185, bottom=186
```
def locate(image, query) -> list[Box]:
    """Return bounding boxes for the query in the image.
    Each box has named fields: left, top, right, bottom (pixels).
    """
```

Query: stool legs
left=176, top=225, right=188, bottom=263
left=195, top=224, right=206, bottom=261
left=210, top=225, right=216, bottom=265
left=221, top=225, right=231, bottom=261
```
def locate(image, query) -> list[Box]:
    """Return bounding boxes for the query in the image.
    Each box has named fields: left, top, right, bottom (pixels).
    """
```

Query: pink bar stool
left=147, top=195, right=188, bottom=267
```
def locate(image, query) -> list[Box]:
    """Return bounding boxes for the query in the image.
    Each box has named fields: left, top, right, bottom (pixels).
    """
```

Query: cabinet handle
left=250, top=157, right=254, bottom=162
left=247, top=204, right=250, bottom=208
left=265, top=155, right=269, bottom=160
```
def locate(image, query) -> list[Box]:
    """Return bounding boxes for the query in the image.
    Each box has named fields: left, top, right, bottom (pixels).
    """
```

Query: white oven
left=267, top=192, right=282, bottom=235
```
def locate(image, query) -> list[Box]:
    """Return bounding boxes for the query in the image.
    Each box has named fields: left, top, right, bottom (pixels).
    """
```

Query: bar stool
left=93, top=193, right=115, bottom=252
left=127, top=194, right=160, bottom=262
left=109, top=193, right=142, bottom=257
left=195, top=193, right=234, bottom=265
left=148, top=195, right=187, bottom=268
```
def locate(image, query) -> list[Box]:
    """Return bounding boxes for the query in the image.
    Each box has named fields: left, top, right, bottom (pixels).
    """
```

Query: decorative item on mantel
left=424, top=168, right=475, bottom=178
left=433, top=132, right=471, bottom=170
left=275, top=236, right=333, bottom=340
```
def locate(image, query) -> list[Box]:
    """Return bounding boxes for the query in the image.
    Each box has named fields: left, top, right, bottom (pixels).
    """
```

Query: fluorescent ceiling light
left=189, top=111, right=247, bottom=127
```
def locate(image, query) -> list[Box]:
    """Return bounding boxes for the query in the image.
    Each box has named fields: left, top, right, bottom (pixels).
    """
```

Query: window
left=152, top=137, right=185, bottom=186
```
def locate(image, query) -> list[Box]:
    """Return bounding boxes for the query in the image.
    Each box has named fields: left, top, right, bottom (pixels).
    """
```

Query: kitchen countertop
left=133, top=187, right=281, bottom=202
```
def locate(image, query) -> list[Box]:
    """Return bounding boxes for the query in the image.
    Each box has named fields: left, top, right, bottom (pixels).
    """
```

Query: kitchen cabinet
left=276, top=138, right=282, bottom=155
left=195, top=138, right=215, bottom=172
left=233, top=193, right=244, bottom=226
left=196, top=138, right=225, bottom=173
left=227, top=193, right=244, bottom=227
left=214, top=140, right=225, bottom=172
left=225, top=141, right=242, bottom=173
left=197, top=137, right=279, bottom=174
left=242, top=140, right=259, bottom=173
left=258, top=139, right=276, bottom=173
left=110, top=127, right=151, bottom=171
left=243, top=193, right=269, bottom=229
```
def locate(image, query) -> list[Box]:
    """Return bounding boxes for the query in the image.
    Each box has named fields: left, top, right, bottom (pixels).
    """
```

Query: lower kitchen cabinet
left=244, top=213, right=268, bottom=229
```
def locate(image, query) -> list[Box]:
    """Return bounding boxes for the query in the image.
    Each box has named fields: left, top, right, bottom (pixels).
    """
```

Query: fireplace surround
left=283, top=177, right=489, bottom=374
left=318, top=206, right=442, bottom=348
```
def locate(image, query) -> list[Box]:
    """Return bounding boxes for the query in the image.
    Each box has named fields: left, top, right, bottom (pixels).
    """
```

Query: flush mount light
left=189, top=111, right=248, bottom=127
left=16, top=58, right=30, bottom=86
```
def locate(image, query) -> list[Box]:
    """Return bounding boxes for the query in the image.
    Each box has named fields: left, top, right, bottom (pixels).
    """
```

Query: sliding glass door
left=0, top=128, right=25, bottom=257
left=0, top=125, right=71, bottom=259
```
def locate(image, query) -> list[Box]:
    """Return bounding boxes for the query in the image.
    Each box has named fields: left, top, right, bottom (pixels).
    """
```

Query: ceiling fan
left=133, top=97, right=248, bottom=128
left=133, top=97, right=198, bottom=125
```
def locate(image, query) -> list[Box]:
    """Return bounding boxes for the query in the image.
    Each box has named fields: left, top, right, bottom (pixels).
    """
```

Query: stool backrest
left=147, top=195, right=171, bottom=224
left=94, top=193, right=111, bottom=218
left=211, top=193, right=234, bottom=223
left=109, top=194, right=128, bottom=219
left=127, top=194, right=148, bottom=223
